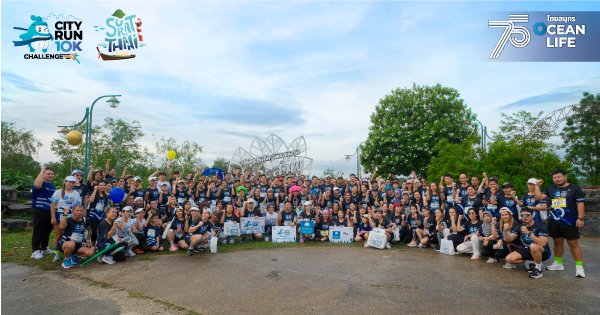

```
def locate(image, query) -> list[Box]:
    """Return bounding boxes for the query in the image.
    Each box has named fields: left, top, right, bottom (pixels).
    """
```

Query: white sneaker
left=430, top=243, right=436, bottom=248
left=486, top=257, right=498, bottom=264
left=407, top=241, right=417, bottom=247
left=364, top=241, right=368, bottom=247
left=546, top=261, right=565, bottom=271
left=126, top=249, right=136, bottom=257
left=575, top=265, right=585, bottom=278
left=101, top=255, right=115, bottom=265
left=265, top=236, right=270, bottom=242
left=503, top=263, right=517, bottom=269
left=41, top=247, right=55, bottom=255
left=386, top=243, right=392, bottom=249
left=31, top=250, right=43, bottom=260
left=417, top=243, right=423, bottom=248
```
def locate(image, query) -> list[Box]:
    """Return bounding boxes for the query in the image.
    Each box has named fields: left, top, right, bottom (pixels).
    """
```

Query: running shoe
left=529, top=269, right=543, bottom=279
left=300, top=238, right=305, bottom=244
left=471, top=255, right=481, bottom=260
left=41, top=247, right=55, bottom=255
left=187, top=248, right=194, bottom=256
left=101, top=255, right=115, bottom=265
left=240, top=237, right=247, bottom=243
left=417, top=243, right=423, bottom=248
left=265, top=236, right=270, bottom=242
left=576, top=266, right=586, bottom=278
left=228, top=237, right=235, bottom=244
left=62, top=258, right=73, bottom=269
left=70, top=255, right=80, bottom=264
left=546, top=261, right=565, bottom=271
left=386, top=243, right=392, bottom=249
left=170, top=244, right=179, bottom=251
left=503, top=263, right=517, bottom=269
left=53, top=253, right=61, bottom=262
left=486, top=257, right=498, bottom=263
left=31, top=250, right=43, bottom=260
left=407, top=241, right=417, bottom=247
left=133, top=248, right=144, bottom=254
left=527, top=263, right=536, bottom=273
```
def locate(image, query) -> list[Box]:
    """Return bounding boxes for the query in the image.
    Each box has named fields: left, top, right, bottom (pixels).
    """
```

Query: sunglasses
left=520, top=213, right=532, bottom=217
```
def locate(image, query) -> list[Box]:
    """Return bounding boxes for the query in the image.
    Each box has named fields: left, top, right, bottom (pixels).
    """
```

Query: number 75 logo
left=488, top=15, right=531, bottom=59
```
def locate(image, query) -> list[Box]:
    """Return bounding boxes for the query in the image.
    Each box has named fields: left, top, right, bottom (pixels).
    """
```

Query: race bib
left=95, top=202, right=104, bottom=211
left=431, top=202, right=439, bottom=209
left=552, top=198, right=567, bottom=208
left=260, top=203, right=267, bottom=214
left=71, top=232, right=83, bottom=243
left=177, top=197, right=185, bottom=205
left=224, top=196, right=231, bottom=202
left=175, top=231, right=183, bottom=239
left=320, top=229, right=329, bottom=237
left=147, top=229, right=156, bottom=238
left=487, top=203, right=497, bottom=210
left=260, top=192, right=265, bottom=198
left=447, top=196, right=454, bottom=203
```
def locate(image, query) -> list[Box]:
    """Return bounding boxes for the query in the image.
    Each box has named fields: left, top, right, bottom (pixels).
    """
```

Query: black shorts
left=356, top=233, right=368, bottom=241
left=547, top=219, right=579, bottom=240
left=514, top=248, right=550, bottom=261
left=57, top=241, right=83, bottom=253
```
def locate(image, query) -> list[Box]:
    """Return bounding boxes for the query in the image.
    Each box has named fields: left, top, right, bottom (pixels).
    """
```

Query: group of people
left=30, top=161, right=586, bottom=279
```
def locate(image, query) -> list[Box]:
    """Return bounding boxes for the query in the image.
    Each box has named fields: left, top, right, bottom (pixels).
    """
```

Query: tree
left=560, top=92, right=600, bottom=185
left=491, top=110, right=548, bottom=142
left=50, top=118, right=145, bottom=178
left=211, top=157, right=230, bottom=172
left=1, top=121, right=42, bottom=177
left=322, top=166, right=342, bottom=179
left=426, top=137, right=485, bottom=182
left=152, top=136, right=207, bottom=174
left=360, top=83, right=477, bottom=176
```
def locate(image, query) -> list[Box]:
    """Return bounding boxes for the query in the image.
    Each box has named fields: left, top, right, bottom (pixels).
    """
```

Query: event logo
left=12, top=14, right=82, bottom=63
left=487, top=12, right=599, bottom=61
left=488, top=15, right=530, bottom=59
left=96, top=9, right=146, bottom=61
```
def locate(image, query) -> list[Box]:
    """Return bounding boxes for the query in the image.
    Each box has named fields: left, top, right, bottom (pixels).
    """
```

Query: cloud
left=1, top=96, right=19, bottom=103
left=1, top=71, right=51, bottom=93
left=57, top=88, right=77, bottom=93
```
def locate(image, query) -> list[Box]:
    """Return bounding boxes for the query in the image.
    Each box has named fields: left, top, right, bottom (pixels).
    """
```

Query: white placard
left=329, top=226, right=353, bottom=243
left=240, top=217, right=265, bottom=235
left=272, top=226, right=296, bottom=243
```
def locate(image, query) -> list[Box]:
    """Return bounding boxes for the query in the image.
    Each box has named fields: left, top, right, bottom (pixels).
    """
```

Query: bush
left=1, top=168, right=33, bottom=191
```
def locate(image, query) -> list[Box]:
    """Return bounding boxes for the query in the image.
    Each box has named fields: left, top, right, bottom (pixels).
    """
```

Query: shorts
left=356, top=232, right=368, bottom=241
left=514, top=248, right=550, bottom=262
left=57, top=241, right=83, bottom=253
left=547, top=219, right=579, bottom=240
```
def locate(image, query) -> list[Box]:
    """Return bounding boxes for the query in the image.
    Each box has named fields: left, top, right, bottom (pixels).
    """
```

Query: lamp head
left=107, top=97, right=120, bottom=108
left=58, top=127, right=70, bottom=138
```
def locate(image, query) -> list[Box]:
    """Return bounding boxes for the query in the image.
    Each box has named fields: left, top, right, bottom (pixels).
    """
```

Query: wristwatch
left=577, top=218, right=584, bottom=221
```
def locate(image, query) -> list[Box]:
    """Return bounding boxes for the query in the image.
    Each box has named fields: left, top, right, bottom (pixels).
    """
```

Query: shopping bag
left=127, top=230, right=139, bottom=247
left=209, top=235, right=218, bottom=254
left=440, top=238, right=455, bottom=255
left=392, top=228, right=400, bottom=241
left=367, top=228, right=387, bottom=249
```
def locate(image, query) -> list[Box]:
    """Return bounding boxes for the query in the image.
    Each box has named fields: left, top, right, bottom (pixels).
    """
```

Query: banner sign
left=240, top=217, right=265, bottom=235
left=272, top=226, right=296, bottom=243
left=224, top=221, right=240, bottom=236
left=329, top=227, right=353, bottom=243
left=299, top=220, right=315, bottom=234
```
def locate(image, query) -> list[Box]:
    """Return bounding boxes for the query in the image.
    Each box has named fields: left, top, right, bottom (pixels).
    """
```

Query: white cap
left=191, top=206, right=200, bottom=211
left=247, top=198, right=255, bottom=204
left=149, top=177, right=158, bottom=181
left=134, top=176, right=142, bottom=181
left=135, top=208, right=145, bottom=214
left=134, top=197, right=144, bottom=203
left=122, top=206, right=133, bottom=212
left=527, top=178, right=537, bottom=185
left=303, top=200, right=312, bottom=206
left=65, top=176, right=77, bottom=182
left=333, top=187, right=339, bottom=191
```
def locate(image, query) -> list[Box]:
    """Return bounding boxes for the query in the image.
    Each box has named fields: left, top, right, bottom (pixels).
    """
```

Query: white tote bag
left=440, top=238, right=455, bottom=255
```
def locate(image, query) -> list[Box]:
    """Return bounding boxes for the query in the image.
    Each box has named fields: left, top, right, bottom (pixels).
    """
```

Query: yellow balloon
left=167, top=150, right=176, bottom=160
left=66, top=131, right=83, bottom=146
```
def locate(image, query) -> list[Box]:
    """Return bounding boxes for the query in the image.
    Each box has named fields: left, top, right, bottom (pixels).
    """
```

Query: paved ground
left=3, top=237, right=599, bottom=314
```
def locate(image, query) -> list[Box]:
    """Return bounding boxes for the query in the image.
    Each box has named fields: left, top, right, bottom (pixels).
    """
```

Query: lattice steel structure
left=231, top=134, right=313, bottom=177
left=528, top=104, right=580, bottom=139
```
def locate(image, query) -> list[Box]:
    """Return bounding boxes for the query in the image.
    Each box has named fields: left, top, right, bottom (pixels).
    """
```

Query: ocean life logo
left=12, top=14, right=82, bottom=63
left=96, top=9, right=146, bottom=61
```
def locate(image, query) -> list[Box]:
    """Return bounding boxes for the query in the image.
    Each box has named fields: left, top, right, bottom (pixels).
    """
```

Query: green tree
left=426, top=137, right=484, bottom=183
left=491, top=110, right=548, bottom=142
left=211, top=157, right=230, bottom=172
left=322, top=166, right=342, bottom=179
left=152, top=136, right=207, bottom=174
left=360, top=83, right=477, bottom=176
left=1, top=121, right=42, bottom=177
left=560, top=92, right=600, bottom=185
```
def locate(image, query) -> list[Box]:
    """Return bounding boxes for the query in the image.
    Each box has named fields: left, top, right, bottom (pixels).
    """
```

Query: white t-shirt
left=115, top=217, right=136, bottom=238
left=130, top=218, right=146, bottom=235
left=265, top=212, right=278, bottom=226
left=50, top=189, right=82, bottom=212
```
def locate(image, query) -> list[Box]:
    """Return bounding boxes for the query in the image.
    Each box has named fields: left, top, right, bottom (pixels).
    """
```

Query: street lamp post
left=114, top=126, right=139, bottom=176
left=344, top=141, right=366, bottom=176
left=58, top=95, right=121, bottom=174
left=462, top=119, right=494, bottom=151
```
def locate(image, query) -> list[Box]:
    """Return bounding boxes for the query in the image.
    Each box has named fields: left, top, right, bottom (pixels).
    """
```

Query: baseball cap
left=71, top=169, right=84, bottom=175
left=134, top=176, right=142, bottom=182
left=134, top=197, right=143, bottom=203
left=393, top=179, right=399, bottom=184
left=135, top=208, right=145, bottom=214
left=177, top=180, right=185, bottom=184
left=385, top=185, right=393, bottom=191
left=149, top=177, right=158, bottom=181
left=499, top=207, right=511, bottom=213
left=333, top=187, right=339, bottom=191
left=126, top=175, right=133, bottom=180
left=65, top=175, right=77, bottom=182
left=527, top=178, right=537, bottom=185
left=374, top=208, right=383, bottom=213
left=191, top=206, right=200, bottom=211
left=406, top=180, right=413, bottom=184
left=303, top=200, right=312, bottom=206
left=247, top=198, right=256, bottom=203
left=122, top=206, right=133, bottom=212
left=267, top=188, right=274, bottom=192
left=501, top=182, right=513, bottom=189
left=322, top=210, right=330, bottom=215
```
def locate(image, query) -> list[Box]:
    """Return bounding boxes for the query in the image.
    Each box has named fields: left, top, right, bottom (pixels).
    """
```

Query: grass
left=3, top=213, right=33, bottom=221
left=1, top=229, right=398, bottom=271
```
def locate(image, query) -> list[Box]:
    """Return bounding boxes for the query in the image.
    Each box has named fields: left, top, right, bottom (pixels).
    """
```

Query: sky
left=2, top=1, right=599, bottom=177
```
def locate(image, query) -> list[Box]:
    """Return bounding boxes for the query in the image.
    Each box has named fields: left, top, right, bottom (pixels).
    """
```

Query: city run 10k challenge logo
left=487, top=11, right=600, bottom=62
left=12, top=14, right=83, bottom=63
left=95, top=9, right=146, bottom=61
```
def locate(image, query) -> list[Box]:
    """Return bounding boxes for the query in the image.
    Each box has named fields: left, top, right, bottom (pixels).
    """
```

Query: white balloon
left=153, top=156, right=165, bottom=168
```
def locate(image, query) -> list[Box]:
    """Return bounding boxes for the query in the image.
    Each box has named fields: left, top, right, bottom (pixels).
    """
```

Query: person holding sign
left=298, top=201, right=316, bottom=243
left=50, top=176, right=82, bottom=262
left=166, top=207, right=190, bottom=251
left=264, top=204, right=279, bottom=242
left=57, top=204, right=94, bottom=268
left=218, top=204, right=240, bottom=244
left=355, top=214, right=372, bottom=244
left=278, top=201, right=298, bottom=227
left=185, top=208, right=215, bottom=256
left=315, top=209, right=332, bottom=241
left=239, top=199, right=263, bottom=242
left=369, top=209, right=392, bottom=249
left=535, top=170, right=586, bottom=278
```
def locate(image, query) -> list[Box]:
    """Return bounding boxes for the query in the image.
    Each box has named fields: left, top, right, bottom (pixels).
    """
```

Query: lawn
left=2, top=230, right=386, bottom=270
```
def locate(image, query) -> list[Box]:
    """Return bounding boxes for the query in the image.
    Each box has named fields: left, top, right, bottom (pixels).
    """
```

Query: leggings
left=90, top=220, right=100, bottom=244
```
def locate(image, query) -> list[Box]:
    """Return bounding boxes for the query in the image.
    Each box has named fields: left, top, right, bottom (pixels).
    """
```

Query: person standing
left=31, top=166, right=56, bottom=259
left=535, top=170, right=586, bottom=277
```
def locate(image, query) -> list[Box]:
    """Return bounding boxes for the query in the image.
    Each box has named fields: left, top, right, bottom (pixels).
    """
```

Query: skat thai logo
left=13, top=14, right=82, bottom=63
left=95, top=9, right=146, bottom=61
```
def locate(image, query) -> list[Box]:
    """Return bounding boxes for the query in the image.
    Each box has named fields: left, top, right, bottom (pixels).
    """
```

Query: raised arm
left=34, top=166, right=46, bottom=189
